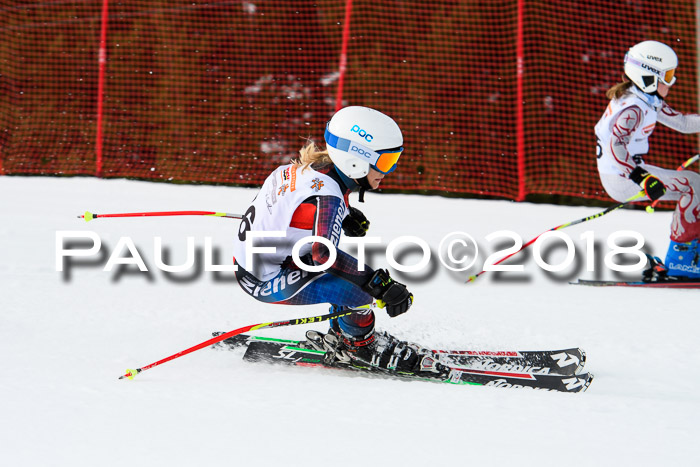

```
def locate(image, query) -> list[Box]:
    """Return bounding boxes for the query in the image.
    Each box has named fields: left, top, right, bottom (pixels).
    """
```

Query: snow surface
left=1, top=176, right=698, bottom=467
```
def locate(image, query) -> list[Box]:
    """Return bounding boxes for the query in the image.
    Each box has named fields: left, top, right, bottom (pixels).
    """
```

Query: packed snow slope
left=1, top=176, right=698, bottom=467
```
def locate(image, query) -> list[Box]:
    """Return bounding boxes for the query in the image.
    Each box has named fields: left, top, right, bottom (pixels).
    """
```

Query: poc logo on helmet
left=350, top=145, right=373, bottom=160
left=351, top=124, right=373, bottom=142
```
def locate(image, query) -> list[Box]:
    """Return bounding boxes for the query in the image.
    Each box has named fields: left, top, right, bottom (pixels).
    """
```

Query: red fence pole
left=335, top=0, right=353, bottom=111
left=95, top=0, right=109, bottom=178
left=515, top=0, right=525, bottom=201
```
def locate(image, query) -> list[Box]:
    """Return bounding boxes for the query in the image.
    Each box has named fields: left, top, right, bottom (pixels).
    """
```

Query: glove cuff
left=629, top=166, right=649, bottom=185
left=362, top=269, right=392, bottom=298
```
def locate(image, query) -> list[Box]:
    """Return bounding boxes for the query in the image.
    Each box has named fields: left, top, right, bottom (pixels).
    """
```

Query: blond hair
left=606, top=79, right=633, bottom=100
left=291, top=140, right=332, bottom=172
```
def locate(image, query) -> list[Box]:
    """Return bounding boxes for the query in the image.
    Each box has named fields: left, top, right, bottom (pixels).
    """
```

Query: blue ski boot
left=664, top=239, right=700, bottom=279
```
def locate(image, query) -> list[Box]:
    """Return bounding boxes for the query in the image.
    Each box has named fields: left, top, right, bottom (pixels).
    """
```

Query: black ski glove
left=342, top=206, right=370, bottom=237
left=362, top=269, right=413, bottom=317
left=630, top=166, right=666, bottom=201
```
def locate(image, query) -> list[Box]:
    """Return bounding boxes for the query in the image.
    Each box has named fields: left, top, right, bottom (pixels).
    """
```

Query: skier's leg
left=600, top=165, right=700, bottom=278
left=645, top=165, right=700, bottom=277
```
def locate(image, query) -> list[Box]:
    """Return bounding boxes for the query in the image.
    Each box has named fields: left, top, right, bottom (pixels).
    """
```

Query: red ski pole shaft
left=79, top=210, right=242, bottom=221
left=119, top=308, right=354, bottom=380
left=466, top=190, right=646, bottom=283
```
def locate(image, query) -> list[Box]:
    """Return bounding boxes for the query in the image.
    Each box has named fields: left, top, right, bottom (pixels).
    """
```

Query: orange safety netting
left=1, top=0, right=697, bottom=202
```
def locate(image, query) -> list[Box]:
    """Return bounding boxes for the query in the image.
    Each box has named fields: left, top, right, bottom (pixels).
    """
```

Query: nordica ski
left=212, top=333, right=586, bottom=377
left=239, top=340, right=593, bottom=393
left=571, top=278, right=700, bottom=288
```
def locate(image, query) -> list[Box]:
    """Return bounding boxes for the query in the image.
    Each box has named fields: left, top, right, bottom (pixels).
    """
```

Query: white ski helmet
left=324, top=106, right=403, bottom=179
left=624, top=40, right=678, bottom=94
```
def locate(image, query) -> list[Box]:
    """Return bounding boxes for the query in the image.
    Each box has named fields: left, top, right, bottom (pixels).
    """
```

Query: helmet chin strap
left=357, top=175, right=373, bottom=202
left=332, top=164, right=374, bottom=203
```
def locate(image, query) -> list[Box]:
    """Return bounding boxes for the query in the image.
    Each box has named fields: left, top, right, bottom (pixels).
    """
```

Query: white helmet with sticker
left=624, top=40, right=678, bottom=94
left=324, top=106, right=403, bottom=179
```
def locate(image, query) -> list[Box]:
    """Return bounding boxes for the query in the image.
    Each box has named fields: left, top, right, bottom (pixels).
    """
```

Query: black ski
left=571, top=278, right=700, bottom=288
left=574, top=254, right=700, bottom=288
left=214, top=333, right=586, bottom=376
left=212, top=333, right=585, bottom=375
left=240, top=341, right=593, bottom=393
left=438, top=348, right=585, bottom=376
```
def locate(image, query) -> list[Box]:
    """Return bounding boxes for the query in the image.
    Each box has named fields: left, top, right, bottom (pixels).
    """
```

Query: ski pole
left=646, top=154, right=700, bottom=213
left=79, top=210, right=242, bottom=222
left=676, top=153, right=700, bottom=170
left=466, top=190, right=647, bottom=283
left=118, top=308, right=354, bottom=380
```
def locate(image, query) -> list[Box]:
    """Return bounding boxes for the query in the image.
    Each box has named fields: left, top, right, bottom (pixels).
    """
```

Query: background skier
left=595, top=40, right=700, bottom=278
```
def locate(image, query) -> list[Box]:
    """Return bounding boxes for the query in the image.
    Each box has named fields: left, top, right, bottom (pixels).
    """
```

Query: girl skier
left=232, top=106, right=444, bottom=374
left=595, top=40, right=700, bottom=279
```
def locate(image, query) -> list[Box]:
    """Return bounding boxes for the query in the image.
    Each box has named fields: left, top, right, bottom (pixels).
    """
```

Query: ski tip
left=573, top=373, right=594, bottom=393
